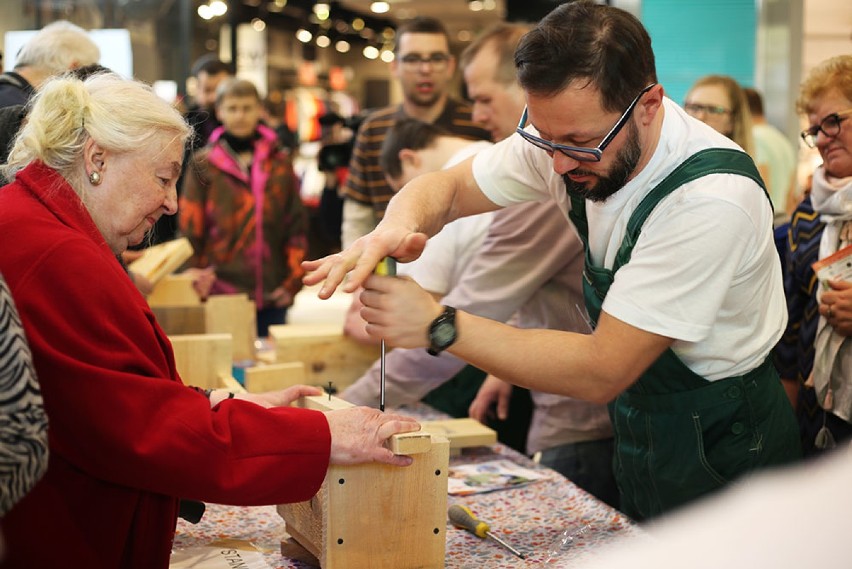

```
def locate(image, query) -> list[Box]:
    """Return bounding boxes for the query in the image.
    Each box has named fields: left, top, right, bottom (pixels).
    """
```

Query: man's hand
left=821, top=279, right=852, bottom=336
left=469, top=375, right=513, bottom=423
left=342, top=290, right=379, bottom=345
left=302, top=227, right=428, bottom=299
left=358, top=275, right=443, bottom=349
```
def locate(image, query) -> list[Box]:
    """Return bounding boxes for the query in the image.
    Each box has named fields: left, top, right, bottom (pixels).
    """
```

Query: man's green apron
left=567, top=148, right=801, bottom=520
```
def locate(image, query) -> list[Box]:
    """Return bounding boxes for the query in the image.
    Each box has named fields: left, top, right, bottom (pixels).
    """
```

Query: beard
left=562, top=121, right=642, bottom=203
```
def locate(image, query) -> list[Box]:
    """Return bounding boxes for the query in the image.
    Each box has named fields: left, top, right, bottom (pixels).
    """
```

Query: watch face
left=433, top=322, right=455, bottom=345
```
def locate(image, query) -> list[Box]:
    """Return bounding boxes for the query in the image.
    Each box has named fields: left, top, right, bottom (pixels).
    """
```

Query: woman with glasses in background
left=684, top=75, right=773, bottom=195
left=775, top=54, right=852, bottom=457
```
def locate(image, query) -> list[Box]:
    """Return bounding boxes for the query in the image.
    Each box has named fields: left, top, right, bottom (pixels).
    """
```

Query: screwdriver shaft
left=375, top=258, right=396, bottom=413
left=380, top=338, right=387, bottom=412
left=448, top=504, right=525, bottom=560
left=487, top=532, right=525, bottom=559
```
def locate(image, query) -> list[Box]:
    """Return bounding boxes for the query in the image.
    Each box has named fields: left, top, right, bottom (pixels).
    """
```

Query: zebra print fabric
left=0, top=273, right=48, bottom=516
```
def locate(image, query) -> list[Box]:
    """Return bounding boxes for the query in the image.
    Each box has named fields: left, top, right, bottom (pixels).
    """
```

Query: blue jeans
left=538, top=437, right=619, bottom=510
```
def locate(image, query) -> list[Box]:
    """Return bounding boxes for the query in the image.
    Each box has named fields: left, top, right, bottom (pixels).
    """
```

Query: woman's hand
left=821, top=279, right=852, bottom=336
left=235, top=385, right=323, bottom=409
left=324, top=407, right=421, bottom=466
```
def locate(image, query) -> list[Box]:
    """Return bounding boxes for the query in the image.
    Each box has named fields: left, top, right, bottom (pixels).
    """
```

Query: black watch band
left=427, top=305, right=457, bottom=356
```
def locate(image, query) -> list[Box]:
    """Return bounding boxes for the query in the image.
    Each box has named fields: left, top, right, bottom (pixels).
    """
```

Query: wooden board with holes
left=128, top=237, right=192, bottom=285
left=277, top=395, right=448, bottom=568
left=268, top=323, right=381, bottom=390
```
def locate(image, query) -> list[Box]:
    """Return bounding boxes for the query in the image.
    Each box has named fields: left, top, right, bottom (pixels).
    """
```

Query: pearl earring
left=89, top=171, right=102, bottom=186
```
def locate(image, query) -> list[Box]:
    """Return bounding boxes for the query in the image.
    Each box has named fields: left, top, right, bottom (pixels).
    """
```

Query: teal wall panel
left=642, top=0, right=756, bottom=105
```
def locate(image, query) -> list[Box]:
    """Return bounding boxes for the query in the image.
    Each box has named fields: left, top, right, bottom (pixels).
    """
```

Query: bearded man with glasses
left=304, top=0, right=801, bottom=521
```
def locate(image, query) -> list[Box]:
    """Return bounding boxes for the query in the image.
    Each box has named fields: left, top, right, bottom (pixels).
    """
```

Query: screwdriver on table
left=374, top=257, right=397, bottom=412
left=448, top=504, right=525, bottom=560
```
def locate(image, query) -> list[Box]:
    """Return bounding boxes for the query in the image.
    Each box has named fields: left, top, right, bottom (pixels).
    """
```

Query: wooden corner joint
left=385, top=431, right=433, bottom=455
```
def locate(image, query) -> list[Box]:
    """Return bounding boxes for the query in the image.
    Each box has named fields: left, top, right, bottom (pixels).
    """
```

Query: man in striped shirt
left=340, top=16, right=491, bottom=247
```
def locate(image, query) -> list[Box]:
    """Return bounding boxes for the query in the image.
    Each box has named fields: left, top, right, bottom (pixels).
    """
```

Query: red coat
left=0, top=162, right=331, bottom=568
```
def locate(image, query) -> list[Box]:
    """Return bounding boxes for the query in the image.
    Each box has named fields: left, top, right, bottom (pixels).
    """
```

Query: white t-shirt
left=472, top=97, right=786, bottom=380
left=399, top=141, right=494, bottom=294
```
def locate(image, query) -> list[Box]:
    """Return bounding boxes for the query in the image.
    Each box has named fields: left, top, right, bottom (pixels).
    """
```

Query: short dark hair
left=743, top=87, right=764, bottom=117
left=379, top=117, right=449, bottom=180
left=191, top=53, right=231, bottom=78
left=394, top=17, right=450, bottom=54
left=515, top=0, right=656, bottom=112
left=215, top=78, right=261, bottom=107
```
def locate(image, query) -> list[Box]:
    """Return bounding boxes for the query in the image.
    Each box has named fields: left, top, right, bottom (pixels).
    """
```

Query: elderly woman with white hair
left=0, top=72, right=419, bottom=569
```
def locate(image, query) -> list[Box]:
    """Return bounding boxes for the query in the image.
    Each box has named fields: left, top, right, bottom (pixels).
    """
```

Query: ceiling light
left=316, top=35, right=331, bottom=48
left=313, top=2, right=330, bottom=20
left=209, top=0, right=228, bottom=16
left=362, top=45, right=380, bottom=59
left=335, top=39, right=351, bottom=53
left=352, top=17, right=365, bottom=31
left=251, top=18, right=266, bottom=31
left=380, top=49, right=394, bottom=63
left=468, top=0, right=484, bottom=12
left=296, top=28, right=313, bottom=43
left=370, top=2, right=390, bottom=14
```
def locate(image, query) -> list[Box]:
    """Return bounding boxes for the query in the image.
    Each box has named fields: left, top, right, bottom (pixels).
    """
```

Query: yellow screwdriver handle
left=374, top=257, right=397, bottom=276
left=448, top=504, right=490, bottom=539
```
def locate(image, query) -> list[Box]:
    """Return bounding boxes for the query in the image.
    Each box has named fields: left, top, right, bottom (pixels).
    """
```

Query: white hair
left=14, top=21, right=100, bottom=75
left=3, top=73, right=190, bottom=191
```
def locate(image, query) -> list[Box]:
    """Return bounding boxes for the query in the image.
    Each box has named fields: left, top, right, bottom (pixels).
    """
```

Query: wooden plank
left=387, top=432, right=433, bottom=455
left=420, top=418, right=497, bottom=450
left=128, top=237, right=193, bottom=284
left=243, top=362, right=307, bottom=393
left=269, top=324, right=381, bottom=390
left=169, top=334, right=232, bottom=390
left=146, top=273, right=199, bottom=307
left=152, top=305, right=206, bottom=335
left=205, top=294, right=256, bottom=361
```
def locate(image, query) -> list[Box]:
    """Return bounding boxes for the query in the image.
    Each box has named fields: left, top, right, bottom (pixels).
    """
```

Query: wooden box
left=268, top=323, right=381, bottom=390
left=278, top=395, right=449, bottom=569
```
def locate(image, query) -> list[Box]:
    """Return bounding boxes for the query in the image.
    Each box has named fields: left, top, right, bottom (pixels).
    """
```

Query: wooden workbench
left=171, top=404, right=639, bottom=568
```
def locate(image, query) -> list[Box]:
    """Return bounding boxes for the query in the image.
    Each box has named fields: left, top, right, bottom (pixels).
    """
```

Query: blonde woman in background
left=685, top=75, right=771, bottom=193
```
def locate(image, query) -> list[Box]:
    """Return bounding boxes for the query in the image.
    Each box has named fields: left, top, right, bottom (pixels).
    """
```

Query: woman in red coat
left=0, top=71, right=419, bottom=569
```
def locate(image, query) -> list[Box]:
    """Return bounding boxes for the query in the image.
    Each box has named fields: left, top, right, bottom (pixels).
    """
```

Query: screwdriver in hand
left=448, top=504, right=525, bottom=560
left=374, top=257, right=397, bottom=412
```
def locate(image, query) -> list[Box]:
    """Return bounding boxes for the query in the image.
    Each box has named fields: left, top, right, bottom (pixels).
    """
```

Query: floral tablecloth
left=172, top=405, right=640, bottom=568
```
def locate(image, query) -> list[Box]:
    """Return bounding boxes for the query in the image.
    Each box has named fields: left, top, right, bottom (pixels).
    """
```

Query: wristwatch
left=427, top=305, right=457, bottom=356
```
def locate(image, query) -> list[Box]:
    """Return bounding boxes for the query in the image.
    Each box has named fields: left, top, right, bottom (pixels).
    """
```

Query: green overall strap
left=569, top=147, right=767, bottom=316
left=611, top=148, right=767, bottom=273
